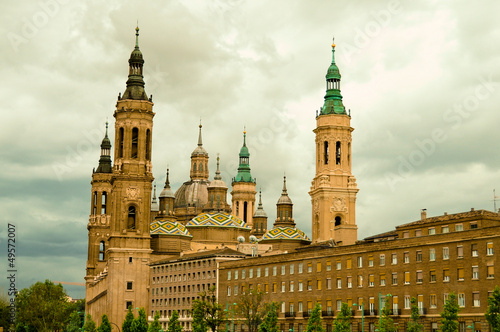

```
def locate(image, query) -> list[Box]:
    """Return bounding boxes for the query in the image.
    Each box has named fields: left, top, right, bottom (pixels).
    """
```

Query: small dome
left=277, top=176, right=293, bottom=205
left=261, top=226, right=310, bottom=241
left=187, top=212, right=250, bottom=230
left=192, top=145, right=208, bottom=156
left=174, top=180, right=209, bottom=208
left=253, top=190, right=267, bottom=218
left=160, top=186, right=175, bottom=198
left=208, top=155, right=227, bottom=189
left=150, top=220, right=192, bottom=237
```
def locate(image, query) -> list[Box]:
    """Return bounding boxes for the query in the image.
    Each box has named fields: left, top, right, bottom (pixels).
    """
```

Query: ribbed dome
left=174, top=180, right=209, bottom=208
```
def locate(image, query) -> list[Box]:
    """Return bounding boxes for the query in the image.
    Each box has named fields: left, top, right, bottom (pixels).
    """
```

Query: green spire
left=320, top=37, right=347, bottom=115
left=233, top=130, right=255, bottom=183
left=121, top=26, right=149, bottom=101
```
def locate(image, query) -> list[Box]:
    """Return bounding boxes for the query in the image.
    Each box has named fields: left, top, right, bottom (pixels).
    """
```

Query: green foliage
left=123, top=306, right=135, bottom=332
left=258, top=302, right=279, bottom=332
left=407, top=298, right=423, bottom=332
left=235, top=289, right=266, bottom=332
left=376, top=296, right=396, bottom=332
left=98, top=314, right=112, bottom=332
left=192, top=299, right=208, bottom=332
left=131, top=308, right=149, bottom=332
left=486, top=287, right=500, bottom=332
left=148, top=311, right=162, bottom=332
left=66, top=311, right=83, bottom=332
left=440, top=293, right=460, bottom=332
left=15, top=280, right=74, bottom=332
left=0, top=290, right=12, bottom=331
left=192, top=286, right=225, bottom=332
left=333, top=303, right=351, bottom=332
left=83, top=314, right=97, bottom=332
left=306, top=303, right=324, bottom=332
left=167, top=310, right=183, bottom=332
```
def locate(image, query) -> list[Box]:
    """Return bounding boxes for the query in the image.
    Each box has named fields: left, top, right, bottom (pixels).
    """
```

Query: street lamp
left=467, top=322, right=475, bottom=332
left=231, top=303, right=237, bottom=332
left=353, top=302, right=364, bottom=332
left=379, top=293, right=392, bottom=329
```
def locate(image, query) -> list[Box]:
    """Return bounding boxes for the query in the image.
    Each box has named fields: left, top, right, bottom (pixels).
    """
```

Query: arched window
left=193, top=162, right=197, bottom=172
left=119, top=127, right=124, bottom=158
left=128, top=206, right=136, bottom=229
left=92, top=191, right=97, bottom=215
left=199, top=163, right=203, bottom=171
left=99, top=241, right=105, bottom=261
left=243, top=202, right=248, bottom=222
left=236, top=202, right=239, bottom=216
left=324, top=141, right=329, bottom=165
left=146, top=129, right=151, bottom=160
left=101, top=191, right=107, bottom=214
left=336, top=141, right=341, bottom=165
left=285, top=210, right=289, bottom=221
left=131, top=128, right=139, bottom=159
left=216, top=195, right=221, bottom=209
left=335, top=216, right=341, bottom=226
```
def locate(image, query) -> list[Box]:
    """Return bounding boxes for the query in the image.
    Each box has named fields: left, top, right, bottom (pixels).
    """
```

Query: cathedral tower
left=309, top=40, right=359, bottom=245
left=231, top=131, right=256, bottom=227
left=86, top=27, right=154, bottom=325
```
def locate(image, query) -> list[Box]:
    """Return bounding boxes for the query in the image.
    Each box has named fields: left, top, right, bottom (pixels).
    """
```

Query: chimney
left=421, top=209, right=427, bottom=220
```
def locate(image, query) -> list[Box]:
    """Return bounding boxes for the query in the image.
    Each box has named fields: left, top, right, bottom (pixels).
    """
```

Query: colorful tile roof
left=261, top=226, right=310, bottom=241
left=187, top=212, right=250, bottom=229
left=150, top=220, right=192, bottom=237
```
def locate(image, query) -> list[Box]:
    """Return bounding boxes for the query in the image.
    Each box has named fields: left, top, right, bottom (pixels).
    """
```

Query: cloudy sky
left=1, top=0, right=499, bottom=299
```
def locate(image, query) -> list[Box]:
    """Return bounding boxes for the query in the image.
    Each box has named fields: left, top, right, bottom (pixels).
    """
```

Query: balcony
left=303, top=311, right=310, bottom=318
left=389, top=309, right=401, bottom=316
left=418, top=308, right=427, bottom=315
left=364, top=309, right=378, bottom=316
left=285, top=312, right=296, bottom=318
left=322, top=310, right=334, bottom=317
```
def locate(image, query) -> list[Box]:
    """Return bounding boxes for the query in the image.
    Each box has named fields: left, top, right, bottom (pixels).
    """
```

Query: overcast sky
left=1, top=1, right=499, bottom=299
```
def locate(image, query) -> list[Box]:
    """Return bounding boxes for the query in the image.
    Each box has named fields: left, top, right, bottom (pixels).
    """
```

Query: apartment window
left=326, top=261, right=331, bottom=271
left=290, top=281, right=294, bottom=292
left=403, top=231, right=410, bottom=238
left=430, top=294, right=437, bottom=308
left=430, top=270, right=437, bottom=282
left=443, top=247, right=449, bottom=260
left=298, top=263, right=303, bottom=273
left=272, top=283, right=277, bottom=293
left=487, top=242, right=494, bottom=255
left=404, top=295, right=411, bottom=309
left=357, top=275, right=363, bottom=287
left=273, top=266, right=277, bottom=276
left=471, top=244, right=478, bottom=257
left=369, top=274, right=374, bottom=287
left=455, top=224, right=463, bottom=231
left=317, top=279, right=322, bottom=290
left=457, top=246, right=464, bottom=258
left=307, top=301, right=313, bottom=314
left=442, top=225, right=449, bottom=233
left=368, top=255, right=374, bottom=267
left=393, top=296, right=398, bottom=313
left=346, top=258, right=352, bottom=269
left=488, top=265, right=495, bottom=278
left=257, top=268, right=261, bottom=277
left=443, top=269, right=450, bottom=282
left=458, top=293, right=465, bottom=307
left=336, top=260, right=341, bottom=270
left=337, top=278, right=342, bottom=289
left=470, top=222, right=478, bottom=229
left=428, top=227, right=435, bottom=235
left=429, top=249, right=436, bottom=261
left=249, top=269, right=253, bottom=278
left=404, top=272, right=410, bottom=284
left=380, top=274, right=386, bottom=286
left=380, top=254, right=385, bottom=266
left=308, top=262, right=313, bottom=273
left=391, top=253, right=397, bottom=265
left=290, top=264, right=294, bottom=275
left=298, top=281, right=303, bottom=291
left=265, top=267, right=269, bottom=277
left=357, top=256, right=363, bottom=267
left=281, top=282, right=286, bottom=292
left=281, top=265, right=286, bottom=275
left=327, top=300, right=333, bottom=315
left=337, top=300, right=342, bottom=311
left=417, top=295, right=424, bottom=314
left=415, top=250, right=422, bottom=262
left=369, top=297, right=375, bottom=313
left=473, top=292, right=480, bottom=307
left=235, top=270, right=239, bottom=280
left=416, top=271, right=423, bottom=283
left=347, top=276, right=352, bottom=288
left=472, top=266, right=479, bottom=279
left=415, top=229, right=422, bottom=237
left=317, top=262, right=322, bottom=272
left=281, top=302, right=286, bottom=313
left=392, top=273, right=397, bottom=285
left=326, top=278, right=332, bottom=289
left=227, top=286, right=231, bottom=296
left=404, top=252, right=410, bottom=263
left=290, top=303, right=294, bottom=314
left=234, top=285, right=238, bottom=296
left=432, top=323, right=438, bottom=332
left=444, top=293, right=449, bottom=303
left=127, top=281, right=133, bottom=290
left=298, top=302, right=303, bottom=312
left=459, top=323, right=466, bottom=332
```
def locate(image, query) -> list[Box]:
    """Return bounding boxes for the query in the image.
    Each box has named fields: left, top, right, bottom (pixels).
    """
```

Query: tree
left=333, top=303, right=351, bottom=332
left=148, top=311, right=162, bottom=332
left=258, top=302, right=279, bottom=332
left=486, top=286, right=500, bottom=332
left=131, top=308, right=148, bottom=332
left=83, top=314, right=97, bottom=332
left=407, top=298, right=423, bottom=332
left=0, top=290, right=12, bottom=331
left=192, top=299, right=208, bottom=332
left=306, top=302, right=324, bottom=332
left=15, top=280, right=74, bottom=332
left=235, top=290, right=266, bottom=332
left=377, top=295, right=396, bottom=332
left=192, top=286, right=225, bottom=332
left=167, top=310, right=182, bottom=332
left=122, top=306, right=135, bottom=332
left=441, top=293, right=460, bottom=332
left=67, top=311, right=84, bottom=332
left=98, top=314, right=112, bottom=332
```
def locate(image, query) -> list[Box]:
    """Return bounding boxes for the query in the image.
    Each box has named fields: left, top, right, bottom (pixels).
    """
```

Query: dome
left=174, top=180, right=209, bottom=208
left=187, top=212, right=250, bottom=230
left=160, top=186, right=175, bottom=198
left=150, top=220, right=192, bottom=237
left=208, top=155, right=227, bottom=189
left=253, top=191, right=267, bottom=218
left=261, top=226, right=310, bottom=241
left=192, top=145, right=208, bottom=156
left=277, top=176, right=293, bottom=205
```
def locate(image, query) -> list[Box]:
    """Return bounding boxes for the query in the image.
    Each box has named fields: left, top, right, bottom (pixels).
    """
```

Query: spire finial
left=153, top=183, right=157, bottom=198
left=282, top=174, right=288, bottom=194
left=243, top=127, right=247, bottom=146
left=332, top=36, right=335, bottom=48
left=214, top=153, right=222, bottom=180
left=198, top=120, right=203, bottom=146
left=259, top=188, right=263, bottom=205
left=135, top=24, right=140, bottom=49
left=105, top=120, right=109, bottom=137
left=164, top=167, right=170, bottom=188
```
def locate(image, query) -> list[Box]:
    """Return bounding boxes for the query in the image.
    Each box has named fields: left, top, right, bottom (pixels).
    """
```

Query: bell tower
left=309, top=39, right=359, bottom=245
